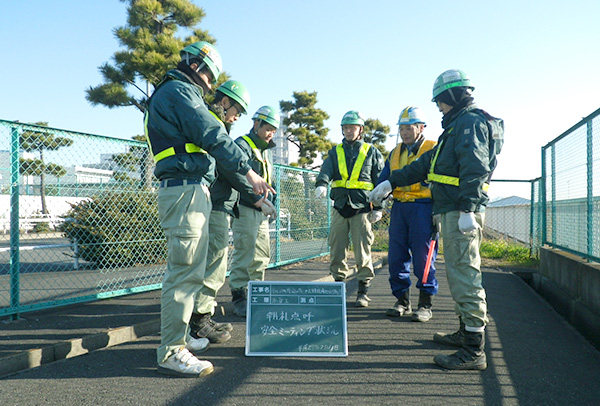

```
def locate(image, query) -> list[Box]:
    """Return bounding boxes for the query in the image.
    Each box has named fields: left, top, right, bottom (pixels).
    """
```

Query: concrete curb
left=0, top=319, right=160, bottom=378
left=0, top=258, right=387, bottom=378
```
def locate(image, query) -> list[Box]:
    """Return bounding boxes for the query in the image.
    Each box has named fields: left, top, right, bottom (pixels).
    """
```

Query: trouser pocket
left=169, top=234, right=200, bottom=266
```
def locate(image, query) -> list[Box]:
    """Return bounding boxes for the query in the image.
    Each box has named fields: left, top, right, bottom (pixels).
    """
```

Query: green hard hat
left=180, top=41, right=223, bottom=84
left=341, top=110, right=365, bottom=126
left=217, top=80, right=250, bottom=114
left=252, top=105, right=281, bottom=129
left=432, top=69, right=474, bottom=102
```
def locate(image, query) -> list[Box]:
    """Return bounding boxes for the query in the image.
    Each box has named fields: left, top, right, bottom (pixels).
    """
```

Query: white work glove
left=458, top=212, right=479, bottom=234
left=368, top=180, right=392, bottom=205
left=369, top=210, right=383, bottom=223
left=315, top=186, right=327, bottom=199
left=260, top=199, right=276, bottom=218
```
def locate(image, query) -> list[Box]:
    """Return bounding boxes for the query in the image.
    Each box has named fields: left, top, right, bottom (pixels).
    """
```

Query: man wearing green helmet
left=188, top=80, right=275, bottom=344
left=228, top=105, right=280, bottom=317
left=145, top=41, right=274, bottom=378
left=315, top=110, right=385, bottom=308
left=208, top=80, right=250, bottom=130
left=370, top=69, right=504, bottom=370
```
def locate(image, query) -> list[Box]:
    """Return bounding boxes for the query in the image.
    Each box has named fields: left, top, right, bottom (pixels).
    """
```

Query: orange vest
left=390, top=139, right=436, bottom=202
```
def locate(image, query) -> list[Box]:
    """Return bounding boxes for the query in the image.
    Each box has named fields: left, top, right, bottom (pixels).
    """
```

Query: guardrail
left=1, top=214, right=63, bottom=234
left=0, top=240, right=80, bottom=269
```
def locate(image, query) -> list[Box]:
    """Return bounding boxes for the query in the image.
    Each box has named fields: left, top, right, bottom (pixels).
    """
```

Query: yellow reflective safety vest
left=242, top=135, right=272, bottom=184
left=331, top=143, right=374, bottom=191
left=390, top=139, right=436, bottom=201
left=144, top=110, right=208, bottom=163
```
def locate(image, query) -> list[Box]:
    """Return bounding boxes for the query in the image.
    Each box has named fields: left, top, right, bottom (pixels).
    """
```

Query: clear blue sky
left=2, top=0, right=600, bottom=199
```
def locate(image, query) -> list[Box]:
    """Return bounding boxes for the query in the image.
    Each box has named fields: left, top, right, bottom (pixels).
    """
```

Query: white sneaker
left=186, top=335, right=210, bottom=354
left=157, top=347, right=214, bottom=378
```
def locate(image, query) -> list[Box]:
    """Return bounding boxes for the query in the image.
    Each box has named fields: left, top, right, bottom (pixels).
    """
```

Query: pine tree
left=86, top=0, right=219, bottom=113
left=363, top=118, right=390, bottom=158
left=19, top=122, right=73, bottom=214
left=280, top=91, right=332, bottom=170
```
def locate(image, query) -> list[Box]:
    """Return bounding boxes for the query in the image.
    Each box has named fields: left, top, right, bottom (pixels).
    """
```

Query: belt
left=159, top=179, right=202, bottom=188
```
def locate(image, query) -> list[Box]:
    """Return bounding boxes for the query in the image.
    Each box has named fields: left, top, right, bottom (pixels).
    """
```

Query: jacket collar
left=342, top=137, right=364, bottom=149
left=247, top=129, right=276, bottom=150
left=164, top=68, right=205, bottom=97
left=400, top=135, right=424, bottom=155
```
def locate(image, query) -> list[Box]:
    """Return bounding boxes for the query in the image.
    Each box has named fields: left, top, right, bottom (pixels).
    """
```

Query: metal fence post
left=73, top=237, right=79, bottom=270
left=587, top=119, right=593, bottom=259
left=274, top=165, right=281, bottom=265
left=9, top=125, right=20, bottom=320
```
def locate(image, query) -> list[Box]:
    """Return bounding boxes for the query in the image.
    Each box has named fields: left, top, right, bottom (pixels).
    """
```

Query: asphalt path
left=1, top=258, right=600, bottom=406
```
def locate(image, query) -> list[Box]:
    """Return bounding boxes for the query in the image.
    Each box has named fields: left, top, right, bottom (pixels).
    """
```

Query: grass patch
left=480, top=238, right=539, bottom=268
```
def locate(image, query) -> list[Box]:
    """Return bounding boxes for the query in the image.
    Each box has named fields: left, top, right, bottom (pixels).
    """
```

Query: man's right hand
left=315, top=186, right=327, bottom=199
left=369, top=180, right=392, bottom=205
left=246, top=169, right=276, bottom=196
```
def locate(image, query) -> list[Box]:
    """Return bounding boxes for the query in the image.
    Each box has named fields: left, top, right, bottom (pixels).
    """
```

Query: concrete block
left=572, top=300, right=600, bottom=350
left=536, top=274, right=573, bottom=320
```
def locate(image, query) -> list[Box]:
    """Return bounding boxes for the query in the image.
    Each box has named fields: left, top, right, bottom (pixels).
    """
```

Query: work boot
left=433, top=318, right=465, bottom=347
left=355, top=281, right=371, bottom=307
left=189, top=313, right=231, bottom=344
left=434, top=330, right=487, bottom=370
left=232, top=288, right=247, bottom=317
left=386, top=290, right=411, bottom=317
left=411, top=290, right=433, bottom=322
left=190, top=312, right=233, bottom=333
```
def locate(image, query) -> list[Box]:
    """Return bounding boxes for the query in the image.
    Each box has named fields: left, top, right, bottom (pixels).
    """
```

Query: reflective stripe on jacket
left=427, top=137, right=489, bottom=192
left=144, top=69, right=251, bottom=183
left=242, top=135, right=272, bottom=184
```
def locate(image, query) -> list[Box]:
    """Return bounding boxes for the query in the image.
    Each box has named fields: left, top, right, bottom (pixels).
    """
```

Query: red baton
left=422, top=231, right=438, bottom=285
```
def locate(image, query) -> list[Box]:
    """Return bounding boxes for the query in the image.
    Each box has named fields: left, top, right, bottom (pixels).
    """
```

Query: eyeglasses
left=226, top=101, right=243, bottom=118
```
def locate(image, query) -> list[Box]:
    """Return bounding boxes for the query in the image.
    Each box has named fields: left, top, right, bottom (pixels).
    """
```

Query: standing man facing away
left=145, top=42, right=273, bottom=378
left=228, top=106, right=280, bottom=317
left=369, top=69, right=503, bottom=370
left=315, top=110, right=385, bottom=307
left=376, top=106, right=439, bottom=322
left=188, top=80, right=275, bottom=344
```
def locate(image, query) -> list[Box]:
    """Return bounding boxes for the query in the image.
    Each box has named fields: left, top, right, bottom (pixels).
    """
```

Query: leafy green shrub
left=33, top=222, right=51, bottom=233
left=59, top=190, right=166, bottom=267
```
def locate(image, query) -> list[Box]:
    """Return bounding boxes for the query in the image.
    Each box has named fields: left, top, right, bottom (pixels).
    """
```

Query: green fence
left=487, top=106, right=600, bottom=261
left=5, top=106, right=598, bottom=318
left=0, top=120, right=329, bottom=318
left=540, top=107, right=600, bottom=262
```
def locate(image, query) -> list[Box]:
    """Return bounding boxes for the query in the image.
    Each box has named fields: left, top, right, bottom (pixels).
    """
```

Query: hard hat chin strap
left=183, top=53, right=206, bottom=73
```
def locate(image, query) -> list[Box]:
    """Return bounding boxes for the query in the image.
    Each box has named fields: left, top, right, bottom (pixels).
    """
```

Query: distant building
left=272, top=124, right=299, bottom=165
left=486, top=195, right=531, bottom=244
left=488, top=195, right=530, bottom=207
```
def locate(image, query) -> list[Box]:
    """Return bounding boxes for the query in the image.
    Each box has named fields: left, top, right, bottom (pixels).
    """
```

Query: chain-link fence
left=371, top=179, right=541, bottom=258
left=540, top=107, right=600, bottom=262
left=5, top=106, right=598, bottom=317
left=484, top=179, right=540, bottom=256
left=0, top=120, right=329, bottom=318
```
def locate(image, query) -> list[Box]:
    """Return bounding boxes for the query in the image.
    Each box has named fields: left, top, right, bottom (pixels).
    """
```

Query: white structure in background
left=485, top=196, right=531, bottom=244
left=272, top=122, right=325, bottom=169
left=272, top=123, right=299, bottom=165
